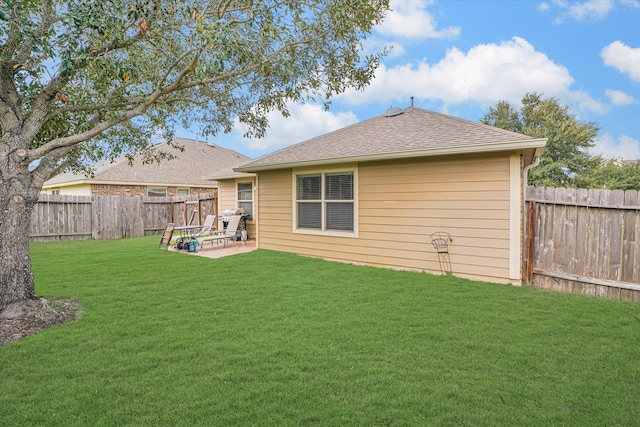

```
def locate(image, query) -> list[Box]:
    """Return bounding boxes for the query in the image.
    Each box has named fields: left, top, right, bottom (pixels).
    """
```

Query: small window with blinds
left=296, top=172, right=354, bottom=233
left=237, top=182, right=253, bottom=220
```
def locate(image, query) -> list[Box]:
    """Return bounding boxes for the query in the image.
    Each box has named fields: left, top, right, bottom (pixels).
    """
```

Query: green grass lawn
left=1, top=235, right=639, bottom=426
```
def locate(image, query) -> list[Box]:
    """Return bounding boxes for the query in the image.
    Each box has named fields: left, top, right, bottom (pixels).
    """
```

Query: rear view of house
left=212, top=107, right=546, bottom=285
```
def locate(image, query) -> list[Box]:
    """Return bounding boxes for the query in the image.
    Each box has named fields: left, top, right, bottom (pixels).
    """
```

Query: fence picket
left=609, top=190, right=625, bottom=281
left=31, top=193, right=216, bottom=242
left=552, top=187, right=567, bottom=273
left=598, top=190, right=613, bottom=281
left=564, top=188, right=577, bottom=275
left=526, top=186, right=640, bottom=301
left=574, top=189, right=589, bottom=277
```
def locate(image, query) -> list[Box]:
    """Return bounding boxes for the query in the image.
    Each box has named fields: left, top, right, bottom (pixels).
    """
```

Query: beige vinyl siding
left=217, top=178, right=256, bottom=237
left=54, top=184, right=92, bottom=196
left=256, top=169, right=292, bottom=238
left=257, top=152, right=516, bottom=284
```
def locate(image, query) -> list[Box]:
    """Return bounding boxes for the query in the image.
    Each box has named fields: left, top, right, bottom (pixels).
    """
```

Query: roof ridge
left=404, top=106, right=531, bottom=139
left=236, top=106, right=545, bottom=172
left=93, top=156, right=129, bottom=175
left=170, top=137, right=252, bottom=160
left=242, top=113, right=386, bottom=168
left=43, top=137, right=253, bottom=188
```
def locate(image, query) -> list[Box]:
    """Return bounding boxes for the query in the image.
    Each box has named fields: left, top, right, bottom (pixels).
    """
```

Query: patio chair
left=197, top=215, right=242, bottom=249
left=158, top=223, right=175, bottom=250
left=192, top=215, right=217, bottom=238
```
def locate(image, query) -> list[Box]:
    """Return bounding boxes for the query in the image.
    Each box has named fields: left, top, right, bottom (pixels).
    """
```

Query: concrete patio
left=170, top=239, right=257, bottom=259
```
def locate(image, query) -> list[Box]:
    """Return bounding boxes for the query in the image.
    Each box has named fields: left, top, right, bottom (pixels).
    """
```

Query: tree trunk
left=0, top=184, right=37, bottom=311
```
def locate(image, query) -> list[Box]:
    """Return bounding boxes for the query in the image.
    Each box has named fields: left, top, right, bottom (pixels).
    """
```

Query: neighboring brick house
left=42, top=138, right=252, bottom=198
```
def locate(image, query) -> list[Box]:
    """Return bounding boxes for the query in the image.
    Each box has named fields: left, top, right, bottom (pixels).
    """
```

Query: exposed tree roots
left=0, top=298, right=82, bottom=345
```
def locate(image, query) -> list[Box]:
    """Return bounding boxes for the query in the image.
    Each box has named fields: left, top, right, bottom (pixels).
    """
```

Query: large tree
left=584, top=159, right=640, bottom=190
left=481, top=92, right=601, bottom=188
left=0, top=0, right=389, bottom=310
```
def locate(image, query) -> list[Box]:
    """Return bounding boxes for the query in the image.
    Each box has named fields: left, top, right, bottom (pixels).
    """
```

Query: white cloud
left=605, top=89, right=638, bottom=106
left=568, top=90, right=610, bottom=114
left=363, top=37, right=405, bottom=59
left=601, top=41, right=640, bottom=82
left=591, top=133, right=640, bottom=160
left=545, top=0, right=639, bottom=23
left=376, top=0, right=460, bottom=40
left=620, top=0, right=640, bottom=8
left=233, top=103, right=358, bottom=153
left=567, top=0, right=614, bottom=21
left=339, top=37, right=606, bottom=113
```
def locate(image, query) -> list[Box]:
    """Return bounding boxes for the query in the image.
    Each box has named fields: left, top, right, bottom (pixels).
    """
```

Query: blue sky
left=185, top=0, right=640, bottom=161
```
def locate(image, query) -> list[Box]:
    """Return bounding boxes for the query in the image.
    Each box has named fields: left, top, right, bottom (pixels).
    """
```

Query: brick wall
left=91, top=184, right=217, bottom=197
left=188, top=187, right=218, bottom=196
left=91, top=184, right=147, bottom=196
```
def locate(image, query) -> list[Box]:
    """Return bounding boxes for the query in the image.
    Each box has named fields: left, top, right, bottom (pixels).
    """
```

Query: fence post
left=524, top=201, right=536, bottom=283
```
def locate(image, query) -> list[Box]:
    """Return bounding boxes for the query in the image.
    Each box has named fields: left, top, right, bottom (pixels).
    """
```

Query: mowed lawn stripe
left=1, top=235, right=638, bottom=426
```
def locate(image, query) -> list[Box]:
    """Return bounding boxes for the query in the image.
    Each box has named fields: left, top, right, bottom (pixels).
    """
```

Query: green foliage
left=0, top=0, right=390, bottom=309
left=1, top=236, right=639, bottom=425
left=583, top=159, right=640, bottom=190
left=479, top=100, right=522, bottom=133
left=1, top=0, right=390, bottom=184
left=481, top=92, right=602, bottom=188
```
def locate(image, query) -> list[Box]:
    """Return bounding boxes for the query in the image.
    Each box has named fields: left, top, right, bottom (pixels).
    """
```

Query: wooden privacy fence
left=525, top=186, right=640, bottom=302
left=30, top=193, right=216, bottom=242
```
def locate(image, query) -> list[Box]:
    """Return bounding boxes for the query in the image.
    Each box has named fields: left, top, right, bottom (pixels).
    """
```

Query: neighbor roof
left=202, top=165, right=255, bottom=181
left=43, top=138, right=252, bottom=188
left=236, top=107, right=546, bottom=172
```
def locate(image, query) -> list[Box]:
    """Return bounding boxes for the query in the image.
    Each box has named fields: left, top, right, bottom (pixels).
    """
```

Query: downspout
left=254, top=173, right=259, bottom=248
left=522, top=155, right=540, bottom=281
left=523, top=155, right=540, bottom=211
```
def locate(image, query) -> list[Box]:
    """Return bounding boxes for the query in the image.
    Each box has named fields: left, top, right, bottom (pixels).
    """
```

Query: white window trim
left=292, top=165, right=358, bottom=238
left=236, top=181, right=254, bottom=220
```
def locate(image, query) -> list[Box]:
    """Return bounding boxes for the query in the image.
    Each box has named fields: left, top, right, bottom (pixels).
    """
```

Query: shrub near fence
left=30, top=193, right=216, bottom=242
left=525, top=186, right=640, bottom=302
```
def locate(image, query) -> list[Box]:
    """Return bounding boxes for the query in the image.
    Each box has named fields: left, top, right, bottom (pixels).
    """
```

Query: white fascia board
left=41, top=179, right=91, bottom=188
left=203, top=172, right=256, bottom=181
left=236, top=138, right=548, bottom=172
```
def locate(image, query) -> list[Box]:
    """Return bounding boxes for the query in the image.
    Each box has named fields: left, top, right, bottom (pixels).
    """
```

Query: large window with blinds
left=296, top=171, right=355, bottom=234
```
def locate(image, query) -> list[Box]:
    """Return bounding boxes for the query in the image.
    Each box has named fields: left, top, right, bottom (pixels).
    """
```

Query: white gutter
left=43, top=179, right=219, bottom=188
left=202, top=172, right=256, bottom=181
left=523, top=155, right=541, bottom=206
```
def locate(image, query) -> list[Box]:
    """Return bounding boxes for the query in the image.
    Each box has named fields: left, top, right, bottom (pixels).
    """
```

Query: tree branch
left=43, top=101, right=134, bottom=122
left=216, top=0, right=255, bottom=19
left=28, top=47, right=201, bottom=162
left=29, top=145, right=77, bottom=187
left=22, top=32, right=149, bottom=143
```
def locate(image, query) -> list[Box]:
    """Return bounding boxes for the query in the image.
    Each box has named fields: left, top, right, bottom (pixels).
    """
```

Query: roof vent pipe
left=411, top=96, right=414, bottom=107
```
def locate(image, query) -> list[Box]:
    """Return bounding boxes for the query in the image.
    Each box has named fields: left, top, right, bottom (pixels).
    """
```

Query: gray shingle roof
left=236, top=107, right=545, bottom=171
left=43, top=138, right=252, bottom=187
